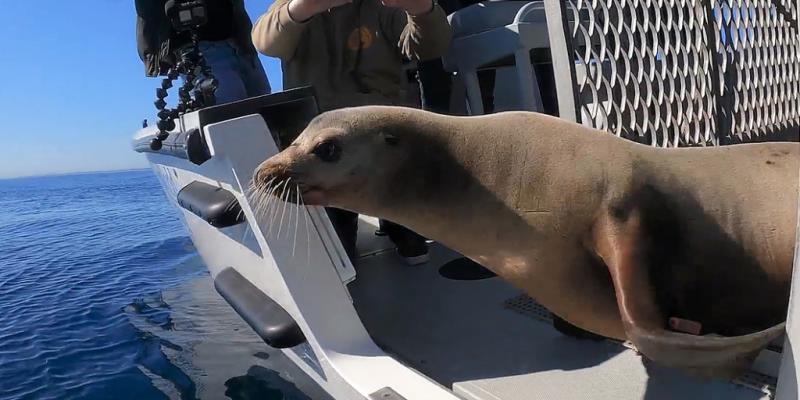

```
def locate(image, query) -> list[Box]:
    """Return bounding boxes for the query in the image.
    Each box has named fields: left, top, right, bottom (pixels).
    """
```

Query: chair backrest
left=544, top=0, right=800, bottom=146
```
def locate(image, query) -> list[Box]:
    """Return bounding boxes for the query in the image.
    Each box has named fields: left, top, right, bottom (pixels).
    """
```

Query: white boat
left=132, top=0, right=800, bottom=398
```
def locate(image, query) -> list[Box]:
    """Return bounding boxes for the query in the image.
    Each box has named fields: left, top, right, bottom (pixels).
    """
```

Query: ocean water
left=0, top=170, right=328, bottom=400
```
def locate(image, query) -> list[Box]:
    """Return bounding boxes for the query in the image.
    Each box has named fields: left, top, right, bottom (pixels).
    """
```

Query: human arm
left=134, top=0, right=173, bottom=76
left=251, top=0, right=349, bottom=60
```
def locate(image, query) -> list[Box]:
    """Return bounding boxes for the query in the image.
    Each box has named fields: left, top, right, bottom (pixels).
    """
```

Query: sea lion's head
left=252, top=107, right=417, bottom=208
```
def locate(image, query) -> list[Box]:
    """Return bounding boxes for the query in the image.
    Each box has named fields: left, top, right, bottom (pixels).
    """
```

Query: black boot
left=326, top=208, right=359, bottom=263
left=380, top=219, right=429, bottom=266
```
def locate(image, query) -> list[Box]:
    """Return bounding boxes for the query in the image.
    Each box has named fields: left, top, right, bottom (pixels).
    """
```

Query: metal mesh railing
left=553, top=0, right=800, bottom=146
left=712, top=0, right=800, bottom=142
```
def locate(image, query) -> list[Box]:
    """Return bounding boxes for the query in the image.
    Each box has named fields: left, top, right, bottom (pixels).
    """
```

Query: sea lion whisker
left=249, top=187, right=262, bottom=217
left=255, top=181, right=276, bottom=220
left=255, top=191, right=268, bottom=219
left=259, top=191, right=274, bottom=221
left=267, top=180, right=286, bottom=237
left=292, top=184, right=300, bottom=258
left=267, top=179, right=287, bottom=238
left=277, top=178, right=292, bottom=239
left=301, top=194, right=311, bottom=265
left=285, top=180, right=296, bottom=240
left=292, top=186, right=300, bottom=258
left=264, top=180, right=281, bottom=216
left=245, top=180, right=255, bottom=195
left=258, top=177, right=275, bottom=199
left=249, top=177, right=275, bottom=219
left=248, top=176, right=271, bottom=200
left=244, top=181, right=261, bottom=216
left=253, top=187, right=267, bottom=219
left=261, top=177, right=277, bottom=193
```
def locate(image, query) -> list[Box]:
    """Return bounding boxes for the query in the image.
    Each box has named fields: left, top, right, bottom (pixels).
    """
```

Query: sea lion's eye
left=312, top=140, right=341, bottom=162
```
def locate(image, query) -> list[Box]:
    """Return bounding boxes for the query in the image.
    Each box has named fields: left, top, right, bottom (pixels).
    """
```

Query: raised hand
left=381, top=0, right=433, bottom=15
left=288, top=0, right=353, bottom=22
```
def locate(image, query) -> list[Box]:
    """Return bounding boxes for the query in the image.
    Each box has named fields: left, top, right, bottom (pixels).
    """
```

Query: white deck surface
left=348, top=216, right=775, bottom=400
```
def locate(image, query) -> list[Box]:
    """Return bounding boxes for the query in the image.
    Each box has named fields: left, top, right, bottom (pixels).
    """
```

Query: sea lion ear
left=382, top=132, right=400, bottom=146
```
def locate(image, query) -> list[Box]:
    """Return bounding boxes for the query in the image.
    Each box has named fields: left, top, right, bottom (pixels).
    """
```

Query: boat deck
left=348, top=216, right=776, bottom=400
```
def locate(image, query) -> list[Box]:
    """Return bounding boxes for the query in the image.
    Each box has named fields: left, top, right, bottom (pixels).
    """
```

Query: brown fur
left=254, top=106, right=799, bottom=378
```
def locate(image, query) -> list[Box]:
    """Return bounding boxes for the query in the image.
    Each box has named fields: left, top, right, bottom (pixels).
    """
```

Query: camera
left=165, top=0, right=208, bottom=32
left=149, top=0, right=216, bottom=151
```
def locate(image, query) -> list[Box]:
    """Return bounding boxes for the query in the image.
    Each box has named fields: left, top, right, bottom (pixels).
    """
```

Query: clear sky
left=0, top=1, right=283, bottom=179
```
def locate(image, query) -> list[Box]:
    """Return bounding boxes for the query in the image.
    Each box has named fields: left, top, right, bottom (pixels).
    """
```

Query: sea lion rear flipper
left=594, top=200, right=784, bottom=379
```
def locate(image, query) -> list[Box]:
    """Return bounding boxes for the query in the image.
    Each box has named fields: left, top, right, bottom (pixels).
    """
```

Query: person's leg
left=417, top=58, right=453, bottom=115
left=437, top=0, right=462, bottom=14
left=380, top=219, right=429, bottom=265
left=414, top=0, right=463, bottom=115
left=326, top=208, right=359, bottom=262
left=235, top=47, right=272, bottom=97
left=196, top=41, right=248, bottom=104
left=477, top=69, right=496, bottom=114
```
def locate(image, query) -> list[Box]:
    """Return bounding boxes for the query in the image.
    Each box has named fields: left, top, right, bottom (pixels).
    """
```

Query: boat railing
left=544, top=0, right=800, bottom=146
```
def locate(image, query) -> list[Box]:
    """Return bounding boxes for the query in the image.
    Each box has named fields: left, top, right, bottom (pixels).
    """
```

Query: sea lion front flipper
left=593, top=197, right=784, bottom=379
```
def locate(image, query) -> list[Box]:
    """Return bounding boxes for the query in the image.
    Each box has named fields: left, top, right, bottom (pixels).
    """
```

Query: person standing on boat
left=251, top=0, right=452, bottom=265
left=135, top=0, right=272, bottom=104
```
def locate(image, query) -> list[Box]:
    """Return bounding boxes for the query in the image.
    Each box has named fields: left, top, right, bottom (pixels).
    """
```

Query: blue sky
left=0, top=1, right=282, bottom=179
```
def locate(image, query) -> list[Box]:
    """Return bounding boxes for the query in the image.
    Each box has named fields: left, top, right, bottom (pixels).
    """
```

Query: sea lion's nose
left=253, top=154, right=292, bottom=187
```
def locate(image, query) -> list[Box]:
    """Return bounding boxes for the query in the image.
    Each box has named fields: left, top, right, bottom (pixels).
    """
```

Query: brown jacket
left=252, top=0, right=452, bottom=111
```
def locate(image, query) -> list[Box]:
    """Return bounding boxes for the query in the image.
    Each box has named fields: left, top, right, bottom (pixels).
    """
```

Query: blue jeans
left=193, top=40, right=271, bottom=104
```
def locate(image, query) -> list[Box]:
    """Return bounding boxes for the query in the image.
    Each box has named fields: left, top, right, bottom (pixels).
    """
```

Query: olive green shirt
left=252, top=0, right=452, bottom=111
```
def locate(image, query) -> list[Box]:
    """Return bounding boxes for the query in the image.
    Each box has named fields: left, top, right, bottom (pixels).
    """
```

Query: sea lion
left=252, top=106, right=799, bottom=378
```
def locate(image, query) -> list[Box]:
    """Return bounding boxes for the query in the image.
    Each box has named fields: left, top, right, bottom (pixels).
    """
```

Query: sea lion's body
left=253, top=106, right=799, bottom=377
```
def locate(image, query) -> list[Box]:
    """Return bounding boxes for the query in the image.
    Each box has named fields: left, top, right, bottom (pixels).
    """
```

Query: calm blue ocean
left=0, top=170, right=325, bottom=400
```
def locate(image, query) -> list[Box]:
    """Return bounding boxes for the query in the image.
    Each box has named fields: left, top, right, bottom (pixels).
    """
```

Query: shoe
left=397, top=240, right=430, bottom=266
left=343, top=241, right=357, bottom=265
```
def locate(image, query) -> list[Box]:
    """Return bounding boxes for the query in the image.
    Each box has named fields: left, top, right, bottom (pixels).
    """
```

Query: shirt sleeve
left=251, top=0, right=310, bottom=61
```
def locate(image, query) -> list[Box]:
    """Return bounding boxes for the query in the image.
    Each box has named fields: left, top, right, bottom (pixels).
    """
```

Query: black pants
left=418, top=59, right=497, bottom=115
left=326, top=208, right=425, bottom=261
left=416, top=0, right=497, bottom=116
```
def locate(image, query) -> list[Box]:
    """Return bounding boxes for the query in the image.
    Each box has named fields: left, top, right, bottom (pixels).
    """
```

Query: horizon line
left=0, top=167, right=151, bottom=181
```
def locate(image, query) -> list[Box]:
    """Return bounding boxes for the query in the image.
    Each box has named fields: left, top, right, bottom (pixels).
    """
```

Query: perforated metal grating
left=503, top=294, right=554, bottom=324
left=505, top=293, right=780, bottom=389
left=733, top=370, right=777, bottom=397
left=558, top=0, right=799, bottom=146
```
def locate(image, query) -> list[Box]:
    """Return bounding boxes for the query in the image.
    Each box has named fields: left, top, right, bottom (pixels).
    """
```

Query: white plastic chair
left=442, top=0, right=549, bottom=115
